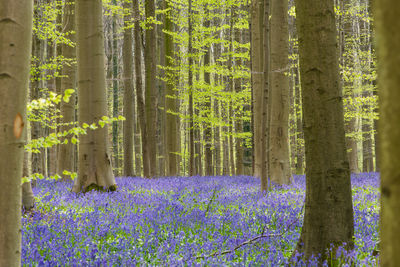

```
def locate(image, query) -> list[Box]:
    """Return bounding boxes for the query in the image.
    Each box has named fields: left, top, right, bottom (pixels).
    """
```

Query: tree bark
left=375, top=0, right=400, bottom=265
left=269, top=0, right=291, bottom=185
left=0, top=0, right=32, bottom=264
left=57, top=0, right=76, bottom=181
left=73, top=0, right=116, bottom=192
left=295, top=0, right=354, bottom=260
left=203, top=6, right=213, bottom=176
left=112, top=0, right=120, bottom=175
left=188, top=0, right=195, bottom=176
left=145, top=0, right=158, bottom=177
left=251, top=0, right=265, bottom=182
left=133, top=0, right=149, bottom=177
left=122, top=0, right=135, bottom=177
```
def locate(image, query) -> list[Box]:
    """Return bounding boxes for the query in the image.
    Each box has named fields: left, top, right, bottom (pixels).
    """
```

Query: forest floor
left=22, top=173, right=379, bottom=266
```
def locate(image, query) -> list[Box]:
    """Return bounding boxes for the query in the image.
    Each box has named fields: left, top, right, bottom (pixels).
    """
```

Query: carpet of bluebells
left=22, top=173, right=380, bottom=266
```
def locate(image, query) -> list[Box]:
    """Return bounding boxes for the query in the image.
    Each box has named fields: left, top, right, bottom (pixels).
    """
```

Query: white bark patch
left=13, top=113, right=24, bottom=139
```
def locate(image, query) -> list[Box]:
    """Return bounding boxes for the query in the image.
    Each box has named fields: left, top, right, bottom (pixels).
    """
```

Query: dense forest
left=1, top=0, right=399, bottom=265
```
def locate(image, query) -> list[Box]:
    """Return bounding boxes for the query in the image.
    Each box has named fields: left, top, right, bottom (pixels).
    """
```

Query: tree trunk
left=251, top=0, right=265, bottom=181
left=164, top=0, right=178, bottom=176
left=375, top=0, right=400, bottom=265
left=188, top=0, right=195, bottom=176
left=73, top=0, right=116, bottom=192
left=31, top=0, right=46, bottom=186
left=295, top=0, right=354, bottom=260
left=0, top=0, right=32, bottom=264
left=22, top=145, right=35, bottom=211
left=133, top=0, right=149, bottom=178
left=112, top=0, right=119, bottom=176
left=269, top=0, right=291, bottom=185
left=261, top=0, right=270, bottom=190
left=145, top=0, right=158, bottom=177
left=234, top=8, right=244, bottom=176
left=57, top=0, right=76, bottom=181
left=122, top=0, right=135, bottom=177
left=203, top=7, right=213, bottom=176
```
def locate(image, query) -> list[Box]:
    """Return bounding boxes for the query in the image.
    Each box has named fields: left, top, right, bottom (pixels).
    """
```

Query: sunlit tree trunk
left=375, top=0, right=400, bottom=265
left=295, top=0, right=354, bottom=260
left=73, top=0, right=116, bottom=192
left=0, top=0, right=32, bottom=264
left=133, top=0, right=149, bottom=177
left=57, top=0, right=76, bottom=181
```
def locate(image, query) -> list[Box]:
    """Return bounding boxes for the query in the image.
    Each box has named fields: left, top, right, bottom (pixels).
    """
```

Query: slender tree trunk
left=0, top=0, right=32, bottom=264
left=157, top=0, right=166, bottom=176
left=122, top=0, right=135, bottom=177
left=57, top=0, right=76, bottom=181
left=295, top=0, right=354, bottom=260
left=375, top=0, right=400, bottom=265
left=73, top=0, right=116, bottom=192
left=133, top=0, right=149, bottom=177
left=112, top=0, right=119, bottom=175
left=22, top=129, right=35, bottom=211
left=251, top=0, right=264, bottom=181
left=164, top=0, right=178, bottom=176
left=261, top=0, right=270, bottom=190
left=31, top=0, right=45, bottom=186
left=145, top=0, right=158, bottom=177
left=203, top=7, right=213, bottom=176
left=234, top=8, right=244, bottom=175
left=188, top=0, right=195, bottom=176
left=269, top=0, right=291, bottom=185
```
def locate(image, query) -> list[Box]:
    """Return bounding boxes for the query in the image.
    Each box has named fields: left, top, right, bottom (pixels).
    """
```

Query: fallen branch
left=196, top=232, right=283, bottom=259
left=194, top=207, right=302, bottom=260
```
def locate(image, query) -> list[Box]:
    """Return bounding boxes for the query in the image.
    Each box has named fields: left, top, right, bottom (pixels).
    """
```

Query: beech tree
left=295, top=0, right=354, bottom=260
left=57, top=0, right=77, bottom=181
left=0, top=0, right=33, bottom=265
left=73, top=0, right=116, bottom=192
left=122, top=0, right=135, bottom=177
left=269, top=0, right=291, bottom=185
left=375, top=0, right=400, bottom=265
left=144, top=0, right=158, bottom=177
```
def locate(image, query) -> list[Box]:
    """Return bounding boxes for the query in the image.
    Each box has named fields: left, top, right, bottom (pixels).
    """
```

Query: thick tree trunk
left=269, top=0, right=291, bottom=185
left=73, top=0, right=116, bottom=192
left=133, top=0, right=149, bottom=177
left=295, top=0, right=354, bottom=260
left=122, top=0, right=135, bottom=177
left=57, top=0, right=76, bottom=181
left=375, top=0, right=400, bottom=265
left=0, top=0, right=32, bottom=264
left=145, top=0, right=158, bottom=177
